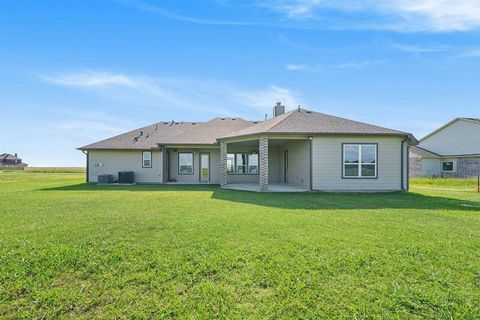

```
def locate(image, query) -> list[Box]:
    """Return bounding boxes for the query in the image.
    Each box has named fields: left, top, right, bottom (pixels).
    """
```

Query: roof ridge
left=266, top=108, right=304, bottom=132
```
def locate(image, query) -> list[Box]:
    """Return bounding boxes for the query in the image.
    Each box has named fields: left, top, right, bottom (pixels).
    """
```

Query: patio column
left=220, top=141, right=228, bottom=187
left=259, top=136, right=269, bottom=191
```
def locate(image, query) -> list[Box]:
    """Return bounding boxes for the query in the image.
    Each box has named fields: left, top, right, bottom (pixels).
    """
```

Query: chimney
left=273, top=102, right=285, bottom=117
left=15, top=153, right=17, bottom=157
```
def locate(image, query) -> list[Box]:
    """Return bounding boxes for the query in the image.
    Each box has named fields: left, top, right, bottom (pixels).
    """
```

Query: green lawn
left=1, top=172, right=479, bottom=319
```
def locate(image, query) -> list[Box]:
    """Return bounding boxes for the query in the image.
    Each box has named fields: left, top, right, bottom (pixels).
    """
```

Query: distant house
left=0, top=153, right=28, bottom=169
left=410, top=118, right=480, bottom=177
left=78, top=104, right=418, bottom=192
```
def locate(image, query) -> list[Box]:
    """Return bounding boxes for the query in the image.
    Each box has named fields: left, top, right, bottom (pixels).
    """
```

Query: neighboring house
left=410, top=118, right=480, bottom=178
left=0, top=153, right=28, bottom=169
left=78, top=104, right=418, bottom=192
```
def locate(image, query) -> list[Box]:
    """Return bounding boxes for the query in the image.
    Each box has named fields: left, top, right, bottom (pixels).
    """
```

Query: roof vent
left=305, top=110, right=312, bottom=114
left=273, top=102, right=285, bottom=117
left=192, top=122, right=196, bottom=125
left=232, top=118, right=236, bottom=120
left=221, top=118, right=225, bottom=120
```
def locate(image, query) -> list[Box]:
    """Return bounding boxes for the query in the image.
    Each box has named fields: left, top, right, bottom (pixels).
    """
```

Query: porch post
left=259, top=136, right=269, bottom=191
left=220, top=141, right=228, bottom=187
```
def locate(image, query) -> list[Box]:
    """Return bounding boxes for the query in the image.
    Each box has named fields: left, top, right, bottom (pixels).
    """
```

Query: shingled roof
left=79, top=121, right=199, bottom=150
left=219, top=108, right=415, bottom=141
left=161, top=118, right=257, bottom=145
left=79, top=108, right=417, bottom=150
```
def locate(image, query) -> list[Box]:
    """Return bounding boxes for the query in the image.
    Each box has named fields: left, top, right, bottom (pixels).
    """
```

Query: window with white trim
left=343, top=144, right=377, bottom=178
left=142, top=151, right=152, bottom=168
left=227, top=153, right=235, bottom=174
left=248, top=154, right=259, bottom=174
left=178, top=152, right=193, bottom=174
left=236, top=153, right=247, bottom=174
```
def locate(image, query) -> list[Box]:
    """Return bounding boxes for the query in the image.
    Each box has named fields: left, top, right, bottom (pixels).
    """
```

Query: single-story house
left=0, top=153, right=28, bottom=169
left=78, top=104, right=418, bottom=192
left=410, top=118, right=480, bottom=178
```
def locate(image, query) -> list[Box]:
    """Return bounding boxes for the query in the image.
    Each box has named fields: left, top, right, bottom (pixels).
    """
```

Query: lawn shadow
left=211, top=189, right=480, bottom=211
left=42, top=183, right=480, bottom=211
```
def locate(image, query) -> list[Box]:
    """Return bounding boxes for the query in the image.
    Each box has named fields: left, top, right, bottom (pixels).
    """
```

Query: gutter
left=400, top=136, right=408, bottom=191
left=81, top=150, right=89, bottom=183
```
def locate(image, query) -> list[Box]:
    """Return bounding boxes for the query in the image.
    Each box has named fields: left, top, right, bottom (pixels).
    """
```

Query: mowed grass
left=1, top=172, right=479, bottom=319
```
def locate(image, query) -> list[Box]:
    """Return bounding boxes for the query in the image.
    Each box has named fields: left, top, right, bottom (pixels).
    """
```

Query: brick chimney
left=273, top=102, right=285, bottom=117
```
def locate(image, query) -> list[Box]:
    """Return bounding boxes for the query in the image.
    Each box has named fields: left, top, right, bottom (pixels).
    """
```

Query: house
left=0, top=153, right=28, bottom=169
left=409, top=118, right=480, bottom=178
left=78, top=104, right=418, bottom=192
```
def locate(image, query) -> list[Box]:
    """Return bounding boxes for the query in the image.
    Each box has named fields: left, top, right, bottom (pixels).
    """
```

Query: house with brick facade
left=78, top=103, right=418, bottom=192
left=410, top=118, right=480, bottom=178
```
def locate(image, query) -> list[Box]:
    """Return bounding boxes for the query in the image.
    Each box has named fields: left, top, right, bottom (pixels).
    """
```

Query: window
left=442, top=161, right=454, bottom=171
left=343, top=144, right=377, bottom=178
left=236, top=154, right=247, bottom=174
left=178, top=153, right=193, bottom=174
left=142, top=151, right=152, bottom=168
left=248, top=154, right=259, bottom=174
left=227, top=153, right=235, bottom=174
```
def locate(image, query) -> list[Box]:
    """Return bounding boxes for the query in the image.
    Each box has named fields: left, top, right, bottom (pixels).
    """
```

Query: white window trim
left=227, top=153, right=235, bottom=174
left=248, top=154, right=259, bottom=175
left=442, top=161, right=455, bottom=172
left=178, top=152, right=194, bottom=175
left=142, top=151, right=152, bottom=168
left=343, top=144, right=377, bottom=179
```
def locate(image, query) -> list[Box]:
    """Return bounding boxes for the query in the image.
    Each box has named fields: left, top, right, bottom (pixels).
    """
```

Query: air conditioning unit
left=118, top=171, right=134, bottom=184
left=97, top=174, right=114, bottom=184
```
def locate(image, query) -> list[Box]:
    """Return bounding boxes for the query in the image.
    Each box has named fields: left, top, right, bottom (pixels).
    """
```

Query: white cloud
left=286, top=64, right=312, bottom=71
left=264, top=0, right=480, bottom=32
left=286, top=60, right=386, bottom=72
left=233, top=85, right=302, bottom=112
left=41, top=70, right=303, bottom=118
left=390, top=43, right=447, bottom=53
left=332, top=60, right=387, bottom=69
left=461, top=48, right=480, bottom=57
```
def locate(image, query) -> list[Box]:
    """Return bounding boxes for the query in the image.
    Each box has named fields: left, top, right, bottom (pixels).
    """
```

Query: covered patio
left=219, top=136, right=312, bottom=192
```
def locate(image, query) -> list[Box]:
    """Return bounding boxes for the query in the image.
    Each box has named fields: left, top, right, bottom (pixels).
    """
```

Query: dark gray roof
left=161, top=118, right=257, bottom=145
left=410, top=146, right=441, bottom=158
left=0, top=153, right=22, bottom=161
left=219, top=108, right=415, bottom=140
left=79, top=121, right=199, bottom=150
left=79, top=108, right=417, bottom=150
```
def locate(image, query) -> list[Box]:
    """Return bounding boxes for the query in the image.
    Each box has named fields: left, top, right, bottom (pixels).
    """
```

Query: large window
left=236, top=154, right=247, bottom=174
left=178, top=152, right=193, bottom=174
left=343, top=144, right=377, bottom=178
left=227, top=153, right=235, bottom=174
left=142, top=151, right=152, bottom=168
left=248, top=154, right=259, bottom=174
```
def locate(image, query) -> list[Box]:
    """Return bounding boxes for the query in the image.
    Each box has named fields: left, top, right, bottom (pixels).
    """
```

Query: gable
left=419, top=118, right=480, bottom=156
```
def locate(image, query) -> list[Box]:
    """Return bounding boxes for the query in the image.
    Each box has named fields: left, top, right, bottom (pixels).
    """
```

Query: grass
left=1, top=172, right=479, bottom=319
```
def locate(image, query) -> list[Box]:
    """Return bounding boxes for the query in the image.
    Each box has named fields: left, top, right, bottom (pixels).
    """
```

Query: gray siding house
left=410, top=118, right=480, bottom=178
left=79, top=104, right=418, bottom=192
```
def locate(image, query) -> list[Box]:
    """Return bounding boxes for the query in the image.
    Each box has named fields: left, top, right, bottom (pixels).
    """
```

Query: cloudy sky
left=1, top=0, right=479, bottom=166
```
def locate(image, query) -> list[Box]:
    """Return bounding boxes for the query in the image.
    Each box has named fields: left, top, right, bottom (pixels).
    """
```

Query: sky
left=0, top=0, right=479, bottom=166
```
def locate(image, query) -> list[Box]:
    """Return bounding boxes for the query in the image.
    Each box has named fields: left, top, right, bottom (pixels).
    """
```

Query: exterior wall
left=311, top=136, right=407, bottom=191
left=420, top=119, right=480, bottom=155
left=457, top=157, right=480, bottom=177
left=409, top=154, right=422, bottom=177
left=167, top=148, right=220, bottom=184
left=88, top=150, right=163, bottom=183
left=421, top=159, right=442, bottom=177
left=279, top=140, right=311, bottom=189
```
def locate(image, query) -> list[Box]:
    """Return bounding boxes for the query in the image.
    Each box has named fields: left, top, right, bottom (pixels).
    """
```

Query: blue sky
left=1, top=0, right=479, bottom=166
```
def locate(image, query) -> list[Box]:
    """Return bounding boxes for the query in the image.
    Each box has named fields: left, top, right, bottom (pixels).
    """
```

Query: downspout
left=400, top=137, right=408, bottom=191
left=81, top=150, right=89, bottom=183
left=309, top=136, right=313, bottom=191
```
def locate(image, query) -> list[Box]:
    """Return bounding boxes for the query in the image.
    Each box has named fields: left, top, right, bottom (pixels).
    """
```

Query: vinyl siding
left=88, top=150, right=163, bottom=183
left=312, top=136, right=406, bottom=191
left=420, top=119, right=480, bottom=155
left=279, top=140, right=311, bottom=189
left=167, top=148, right=220, bottom=184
